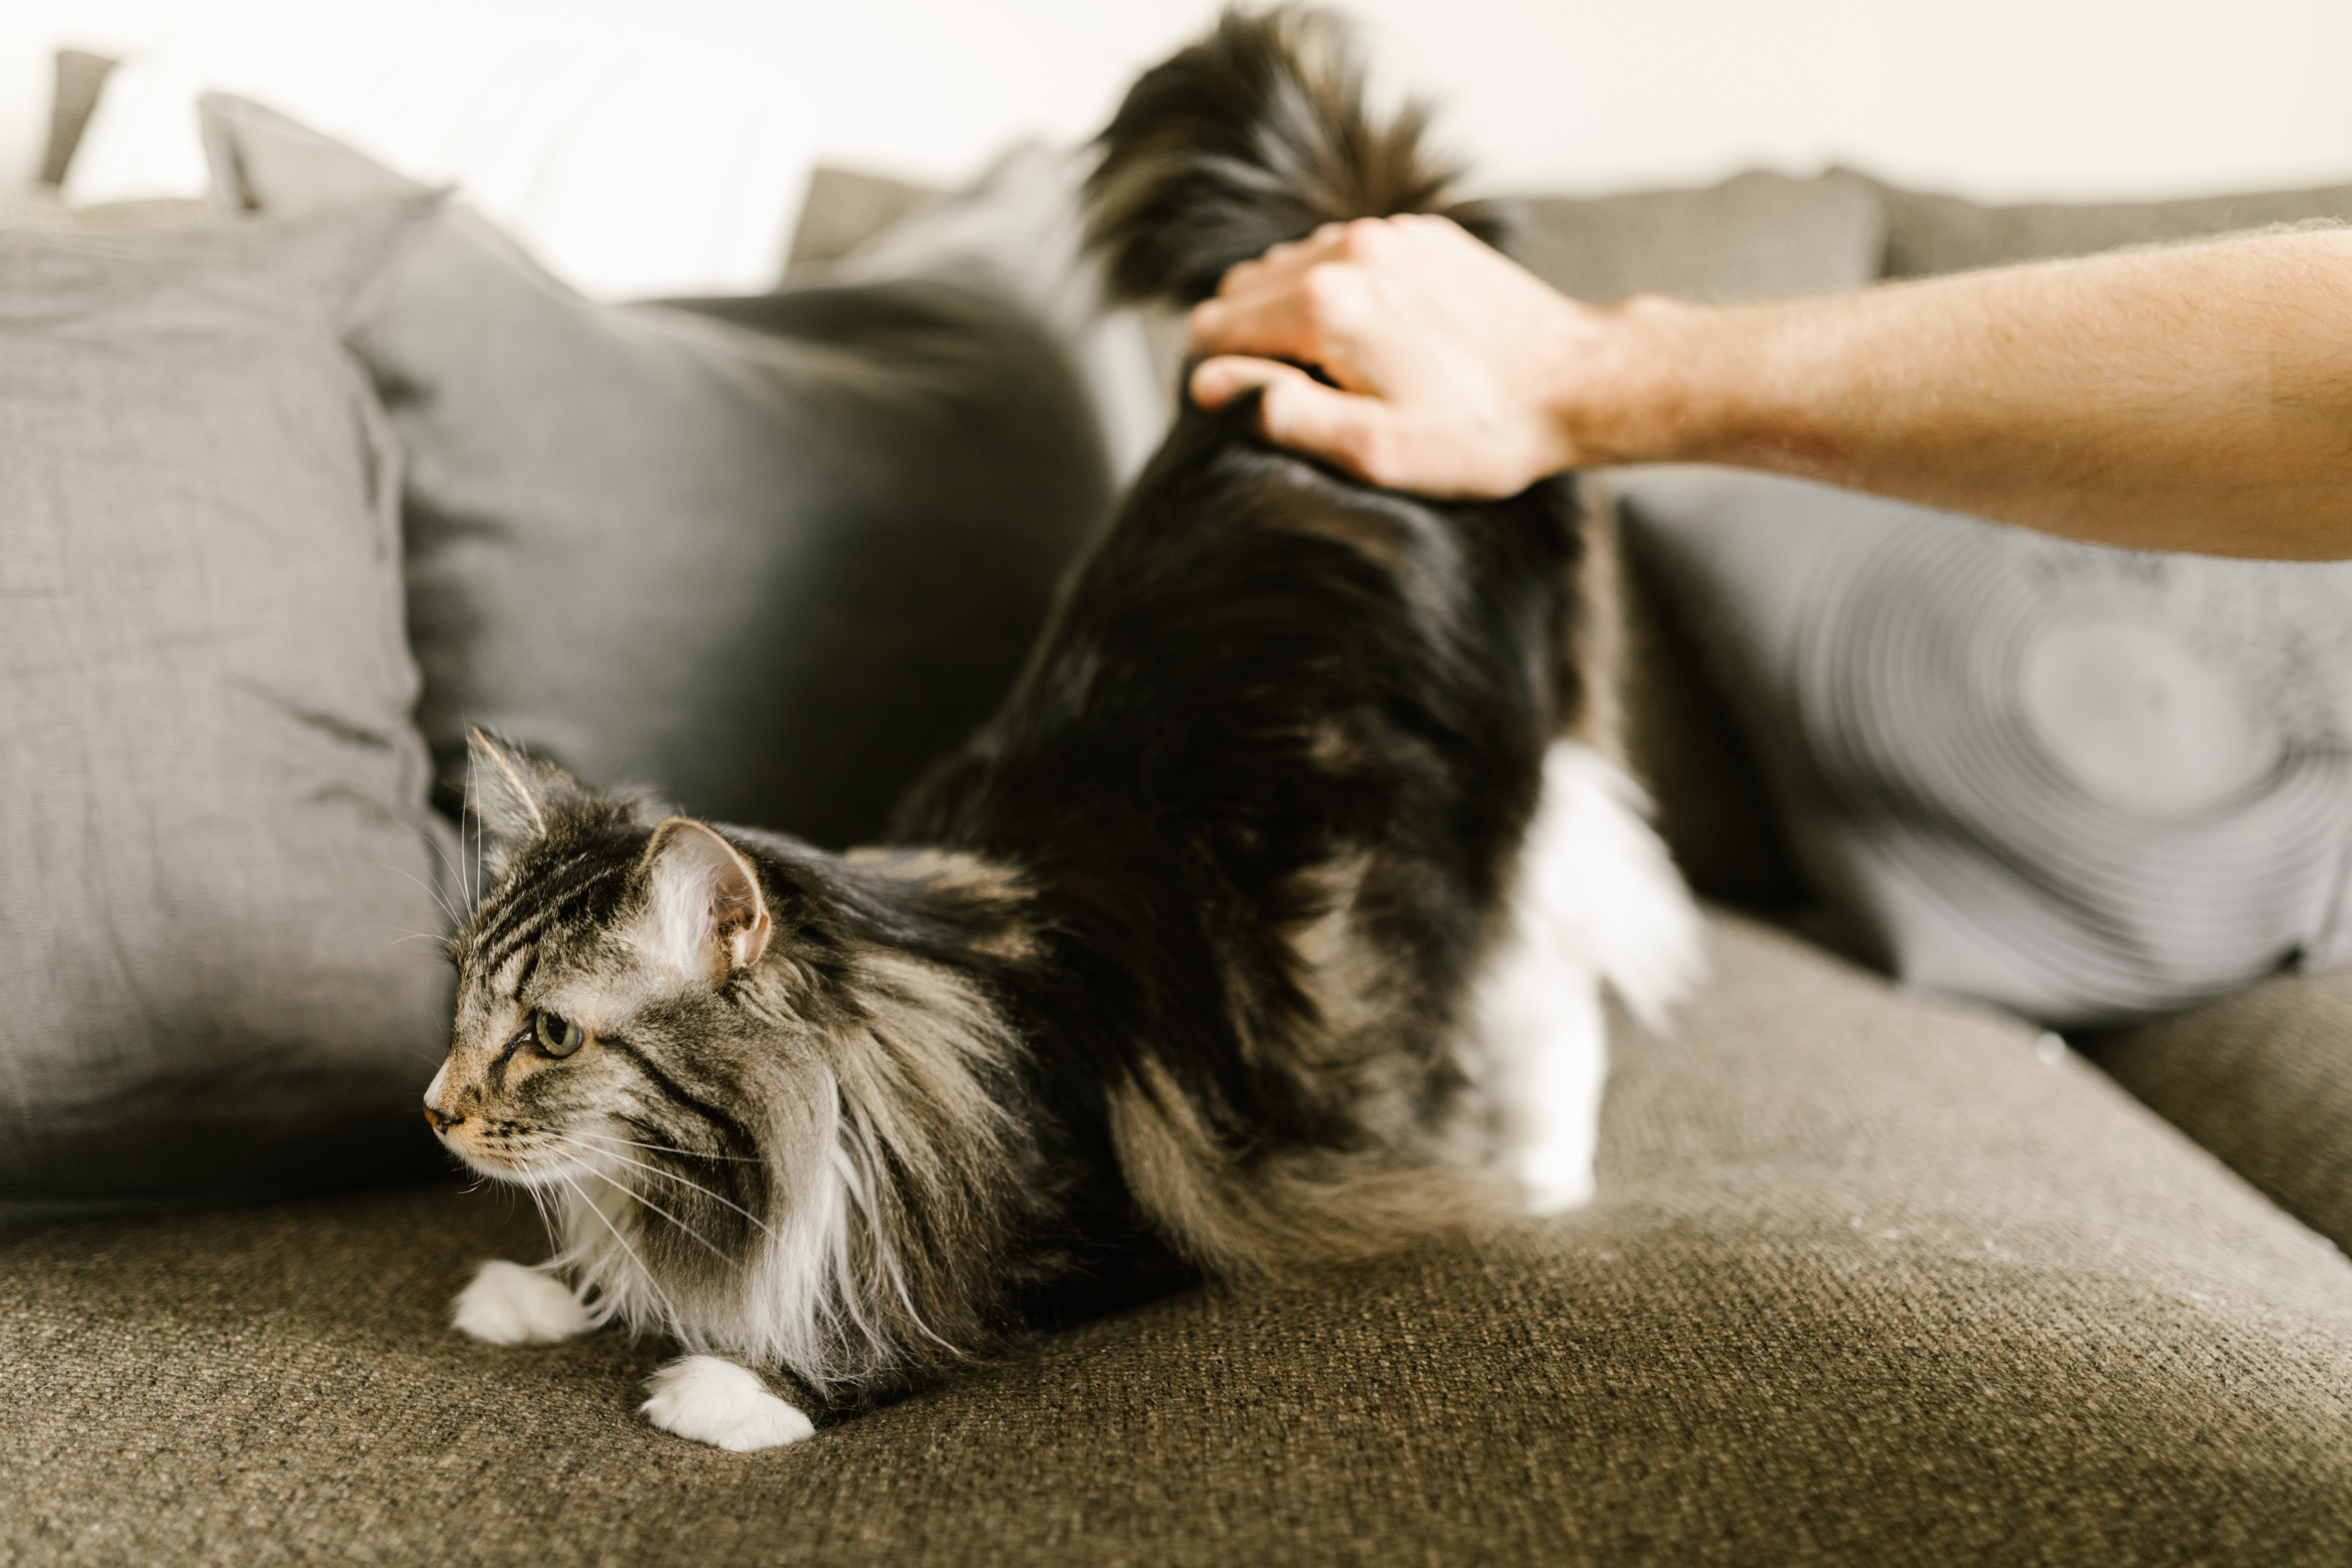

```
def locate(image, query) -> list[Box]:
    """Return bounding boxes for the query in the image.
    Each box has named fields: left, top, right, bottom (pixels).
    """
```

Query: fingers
left=1187, top=286, right=1324, bottom=366
left=1215, top=221, right=1353, bottom=300
left=1189, top=354, right=1309, bottom=410
left=1254, top=371, right=1392, bottom=485
left=1190, top=259, right=1382, bottom=387
left=1213, top=212, right=1458, bottom=301
left=1189, top=356, right=1392, bottom=484
left=1189, top=218, right=1389, bottom=359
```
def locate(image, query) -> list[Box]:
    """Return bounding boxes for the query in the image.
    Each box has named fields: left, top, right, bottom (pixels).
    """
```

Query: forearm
left=1573, top=230, right=2352, bottom=560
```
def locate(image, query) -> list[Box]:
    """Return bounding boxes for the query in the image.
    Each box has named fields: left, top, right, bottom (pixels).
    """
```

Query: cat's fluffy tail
left=1084, top=6, right=1502, bottom=308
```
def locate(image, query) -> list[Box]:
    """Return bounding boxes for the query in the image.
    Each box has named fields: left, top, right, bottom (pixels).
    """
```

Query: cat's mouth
left=427, top=1112, right=586, bottom=1184
left=424, top=1060, right=580, bottom=1180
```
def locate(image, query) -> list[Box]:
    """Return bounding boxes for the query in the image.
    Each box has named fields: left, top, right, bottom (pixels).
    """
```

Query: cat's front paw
left=451, top=1259, right=591, bottom=1345
left=641, top=1355, right=815, bottom=1451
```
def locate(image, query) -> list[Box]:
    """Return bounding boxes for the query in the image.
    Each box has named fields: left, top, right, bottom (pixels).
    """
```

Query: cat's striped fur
left=425, top=8, right=1699, bottom=1445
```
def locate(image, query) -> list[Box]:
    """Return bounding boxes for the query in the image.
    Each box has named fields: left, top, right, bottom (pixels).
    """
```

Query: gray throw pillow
left=0, top=202, right=461, bottom=1215
left=203, top=95, right=1113, bottom=847
left=1618, top=468, right=2352, bottom=1026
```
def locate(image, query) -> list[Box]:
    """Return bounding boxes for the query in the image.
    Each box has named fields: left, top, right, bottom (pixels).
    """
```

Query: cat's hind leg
left=1472, top=741, right=1704, bottom=1215
left=450, top=1259, right=592, bottom=1345
left=641, top=1355, right=816, bottom=1451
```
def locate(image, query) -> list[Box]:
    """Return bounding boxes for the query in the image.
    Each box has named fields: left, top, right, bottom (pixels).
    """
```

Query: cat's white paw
left=451, top=1259, right=591, bottom=1345
left=1483, top=967, right=1606, bottom=1217
left=1513, top=1143, right=1599, bottom=1217
left=641, top=1355, right=815, bottom=1451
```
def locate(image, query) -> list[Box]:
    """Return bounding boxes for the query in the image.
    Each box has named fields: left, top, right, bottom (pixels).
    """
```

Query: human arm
left=1187, top=214, right=2352, bottom=561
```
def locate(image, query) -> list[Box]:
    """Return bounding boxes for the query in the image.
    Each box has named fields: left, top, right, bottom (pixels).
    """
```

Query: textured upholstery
left=2085, top=964, right=2352, bottom=1257
left=9, top=911, right=2351, bottom=1565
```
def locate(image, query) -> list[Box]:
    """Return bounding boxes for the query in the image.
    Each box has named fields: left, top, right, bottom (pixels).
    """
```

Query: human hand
left=1186, top=213, right=1615, bottom=497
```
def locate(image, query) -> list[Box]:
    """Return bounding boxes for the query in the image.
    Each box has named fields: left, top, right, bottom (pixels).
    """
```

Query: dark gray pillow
left=0, top=202, right=461, bottom=1215
left=203, top=94, right=1113, bottom=846
left=1617, top=468, right=2352, bottom=1027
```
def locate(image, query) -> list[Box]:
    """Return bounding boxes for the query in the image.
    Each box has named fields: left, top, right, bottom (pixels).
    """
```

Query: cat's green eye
left=534, top=1010, right=586, bottom=1058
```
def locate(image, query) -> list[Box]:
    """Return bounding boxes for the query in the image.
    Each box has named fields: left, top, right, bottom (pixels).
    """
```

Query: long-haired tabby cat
left=425, top=7, right=1700, bottom=1451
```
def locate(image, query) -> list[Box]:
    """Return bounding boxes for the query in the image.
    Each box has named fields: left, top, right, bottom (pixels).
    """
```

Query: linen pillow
left=204, top=95, right=1111, bottom=849
left=0, top=201, right=460, bottom=1215
left=1617, top=468, right=2352, bottom=1026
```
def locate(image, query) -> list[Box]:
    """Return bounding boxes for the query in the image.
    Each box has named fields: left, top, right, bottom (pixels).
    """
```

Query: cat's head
left=423, top=732, right=790, bottom=1198
left=421, top=732, right=1034, bottom=1381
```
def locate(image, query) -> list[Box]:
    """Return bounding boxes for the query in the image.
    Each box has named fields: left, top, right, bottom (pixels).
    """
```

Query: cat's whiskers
left=520, top=1172, right=558, bottom=1254
left=548, top=1141, right=745, bottom=1271
left=379, top=861, right=465, bottom=933
left=594, top=1127, right=765, bottom=1164
left=556, top=1131, right=778, bottom=1239
left=546, top=1132, right=773, bottom=1244
left=554, top=1168, right=683, bottom=1330
left=419, top=826, right=475, bottom=925
left=467, top=749, right=485, bottom=905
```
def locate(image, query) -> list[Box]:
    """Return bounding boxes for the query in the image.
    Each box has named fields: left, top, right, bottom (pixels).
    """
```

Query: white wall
left=10, top=0, right=2352, bottom=201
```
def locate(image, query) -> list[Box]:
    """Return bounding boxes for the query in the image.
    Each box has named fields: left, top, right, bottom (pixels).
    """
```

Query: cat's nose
left=423, top=1103, right=464, bottom=1134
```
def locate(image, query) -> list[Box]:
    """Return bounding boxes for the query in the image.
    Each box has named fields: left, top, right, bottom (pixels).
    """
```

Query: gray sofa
left=8, top=61, right=2352, bottom=1563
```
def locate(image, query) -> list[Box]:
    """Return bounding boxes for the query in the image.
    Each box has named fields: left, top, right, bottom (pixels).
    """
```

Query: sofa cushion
left=8, top=908, right=2350, bottom=1563
left=206, top=95, right=1112, bottom=847
left=1617, top=467, right=2352, bottom=1027
left=0, top=201, right=460, bottom=1216
left=1878, top=174, right=2352, bottom=278
left=2084, top=963, right=2352, bottom=1257
left=1512, top=168, right=1888, bottom=305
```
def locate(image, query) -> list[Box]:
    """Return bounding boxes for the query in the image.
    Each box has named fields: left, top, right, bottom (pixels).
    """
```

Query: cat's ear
left=465, top=728, right=589, bottom=873
left=640, top=817, right=771, bottom=981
